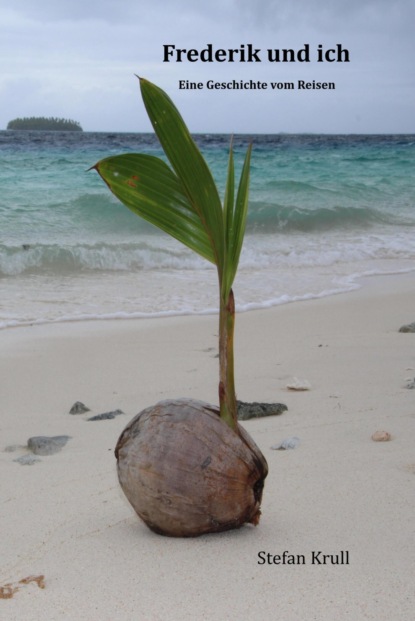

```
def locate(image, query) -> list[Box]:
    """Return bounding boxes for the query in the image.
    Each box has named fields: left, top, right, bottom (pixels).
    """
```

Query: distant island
left=7, top=117, right=83, bottom=131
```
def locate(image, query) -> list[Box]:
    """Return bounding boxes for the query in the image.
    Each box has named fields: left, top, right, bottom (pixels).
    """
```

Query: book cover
left=1, top=1, right=414, bottom=619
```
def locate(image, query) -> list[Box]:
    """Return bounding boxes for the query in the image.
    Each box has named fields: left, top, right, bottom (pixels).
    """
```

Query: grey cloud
left=5, top=0, right=133, bottom=22
left=237, top=0, right=415, bottom=33
left=7, top=0, right=234, bottom=23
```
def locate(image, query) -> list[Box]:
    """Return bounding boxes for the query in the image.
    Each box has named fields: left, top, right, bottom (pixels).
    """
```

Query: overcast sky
left=1, top=0, right=414, bottom=133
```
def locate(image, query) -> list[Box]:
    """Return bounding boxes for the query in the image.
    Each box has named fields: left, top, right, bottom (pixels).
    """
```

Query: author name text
left=257, top=550, right=350, bottom=565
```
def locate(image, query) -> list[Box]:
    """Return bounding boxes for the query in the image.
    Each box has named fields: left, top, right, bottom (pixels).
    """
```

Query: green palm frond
left=93, top=77, right=252, bottom=429
left=93, top=77, right=251, bottom=297
left=222, top=141, right=252, bottom=300
left=139, top=78, right=225, bottom=271
left=94, top=153, right=216, bottom=264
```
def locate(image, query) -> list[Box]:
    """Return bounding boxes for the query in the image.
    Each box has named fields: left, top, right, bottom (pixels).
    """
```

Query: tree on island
left=7, top=117, right=83, bottom=131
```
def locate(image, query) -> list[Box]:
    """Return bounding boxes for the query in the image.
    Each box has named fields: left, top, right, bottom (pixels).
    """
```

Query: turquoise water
left=1, top=131, right=414, bottom=328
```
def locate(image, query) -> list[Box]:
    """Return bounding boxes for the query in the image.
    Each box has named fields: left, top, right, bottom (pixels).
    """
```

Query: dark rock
left=237, top=401, right=287, bottom=421
left=405, top=378, right=415, bottom=389
left=399, top=322, right=415, bottom=333
left=87, top=409, right=124, bottom=421
left=69, top=401, right=90, bottom=414
left=27, top=435, right=71, bottom=456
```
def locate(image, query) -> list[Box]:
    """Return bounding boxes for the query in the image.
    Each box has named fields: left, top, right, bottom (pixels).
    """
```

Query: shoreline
left=2, top=266, right=414, bottom=333
left=1, top=271, right=414, bottom=619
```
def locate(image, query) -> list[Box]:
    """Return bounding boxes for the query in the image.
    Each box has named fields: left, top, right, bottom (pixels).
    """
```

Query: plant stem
left=218, top=288, right=238, bottom=431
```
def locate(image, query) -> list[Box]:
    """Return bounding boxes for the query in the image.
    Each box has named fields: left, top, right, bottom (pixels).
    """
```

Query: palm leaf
left=139, top=78, right=225, bottom=270
left=221, top=143, right=252, bottom=299
left=227, top=143, right=252, bottom=290
left=93, top=153, right=216, bottom=263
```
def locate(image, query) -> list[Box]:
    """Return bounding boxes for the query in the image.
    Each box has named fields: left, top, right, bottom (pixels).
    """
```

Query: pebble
left=69, top=401, right=90, bottom=414
left=371, top=430, right=392, bottom=442
left=271, top=436, right=301, bottom=450
left=237, top=401, right=287, bottom=420
left=286, top=377, right=311, bottom=391
left=405, top=378, right=415, bottom=389
left=87, top=409, right=124, bottom=421
left=27, top=435, right=71, bottom=455
left=399, top=322, right=415, bottom=333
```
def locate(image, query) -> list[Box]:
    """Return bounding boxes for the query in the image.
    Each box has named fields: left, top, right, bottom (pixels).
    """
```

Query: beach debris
left=399, top=322, right=415, bottom=333
left=0, top=575, right=45, bottom=599
left=404, top=378, right=415, bottom=389
left=286, top=377, right=311, bottom=391
left=237, top=400, right=287, bottom=420
left=69, top=401, right=90, bottom=414
left=14, top=454, right=42, bottom=465
left=371, top=430, right=392, bottom=442
left=87, top=409, right=124, bottom=421
left=271, top=436, right=301, bottom=450
left=27, top=435, right=71, bottom=455
left=0, top=584, right=16, bottom=599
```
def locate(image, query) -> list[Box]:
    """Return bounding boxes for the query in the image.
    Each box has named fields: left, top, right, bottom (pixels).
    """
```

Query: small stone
left=399, top=322, right=415, bottom=333
left=271, top=436, right=301, bottom=450
left=237, top=401, right=287, bottom=421
left=69, top=401, right=90, bottom=414
left=286, top=377, right=311, bottom=391
left=87, top=409, right=124, bottom=421
left=371, top=430, right=392, bottom=442
left=405, top=378, right=415, bottom=389
left=14, top=454, right=42, bottom=465
left=27, top=435, right=71, bottom=455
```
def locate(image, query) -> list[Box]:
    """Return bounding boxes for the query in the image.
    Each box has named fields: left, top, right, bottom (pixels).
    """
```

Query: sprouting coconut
left=93, top=78, right=268, bottom=536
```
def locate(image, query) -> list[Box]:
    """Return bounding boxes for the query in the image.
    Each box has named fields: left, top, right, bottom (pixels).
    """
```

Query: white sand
left=1, top=273, right=414, bottom=620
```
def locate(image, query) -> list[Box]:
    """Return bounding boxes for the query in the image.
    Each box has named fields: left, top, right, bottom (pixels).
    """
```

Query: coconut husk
left=115, top=398, right=268, bottom=537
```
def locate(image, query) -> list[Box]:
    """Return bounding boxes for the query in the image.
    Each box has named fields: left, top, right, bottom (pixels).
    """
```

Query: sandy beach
left=1, top=272, right=414, bottom=620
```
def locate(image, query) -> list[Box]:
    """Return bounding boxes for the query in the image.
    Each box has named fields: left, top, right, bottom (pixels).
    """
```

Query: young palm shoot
left=93, top=78, right=268, bottom=537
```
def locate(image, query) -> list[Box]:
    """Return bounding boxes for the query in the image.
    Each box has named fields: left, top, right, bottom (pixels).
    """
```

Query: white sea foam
left=1, top=257, right=414, bottom=330
left=1, top=227, right=415, bottom=329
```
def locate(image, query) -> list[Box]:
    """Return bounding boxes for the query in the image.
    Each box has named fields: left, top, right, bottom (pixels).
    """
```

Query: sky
left=1, top=0, right=414, bottom=133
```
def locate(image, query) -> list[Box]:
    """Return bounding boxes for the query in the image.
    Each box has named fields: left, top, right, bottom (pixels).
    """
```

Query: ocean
left=1, top=131, right=414, bottom=329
